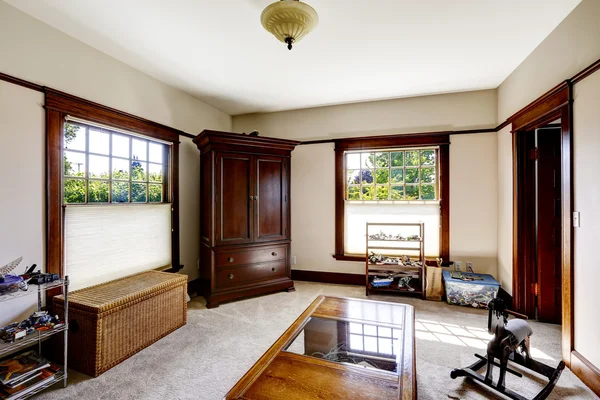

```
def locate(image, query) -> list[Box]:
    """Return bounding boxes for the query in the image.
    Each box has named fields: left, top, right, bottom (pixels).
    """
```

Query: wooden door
left=255, top=156, right=288, bottom=242
left=216, top=152, right=253, bottom=245
left=536, top=127, right=562, bottom=323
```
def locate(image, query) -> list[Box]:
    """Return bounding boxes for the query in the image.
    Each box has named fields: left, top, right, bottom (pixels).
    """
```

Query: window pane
left=405, top=151, right=419, bottom=166
left=347, top=169, right=360, bottom=185
left=375, top=186, right=389, bottom=200
left=64, top=179, right=86, bottom=203
left=149, top=184, right=163, bottom=203
left=149, top=164, right=163, bottom=183
left=112, top=158, right=130, bottom=180
left=132, top=161, right=147, bottom=182
left=420, top=150, right=435, bottom=166
left=378, top=338, right=393, bottom=355
left=379, top=327, right=392, bottom=338
left=364, top=336, right=378, bottom=353
left=347, top=186, right=360, bottom=200
left=89, top=155, right=109, bottom=179
left=375, top=169, right=389, bottom=184
left=148, top=142, right=164, bottom=163
left=391, top=152, right=403, bottom=167
left=375, top=152, right=389, bottom=168
left=349, top=323, right=362, bottom=334
left=391, top=168, right=404, bottom=184
left=88, top=180, right=109, bottom=203
left=349, top=334, right=363, bottom=351
left=421, top=167, right=435, bottom=183
left=406, top=185, right=419, bottom=200
left=405, top=168, right=419, bottom=184
left=364, top=324, right=377, bottom=336
left=361, top=153, right=375, bottom=169
left=346, top=153, right=360, bottom=169
left=421, top=184, right=435, bottom=200
left=362, top=186, right=374, bottom=200
left=361, top=169, right=374, bottom=185
left=63, top=123, right=85, bottom=151
left=391, top=185, right=404, bottom=200
left=112, top=182, right=129, bottom=203
left=64, top=151, right=86, bottom=177
left=112, top=134, right=129, bottom=158
left=89, top=129, right=109, bottom=155
left=132, top=139, right=147, bottom=161
left=132, top=183, right=147, bottom=203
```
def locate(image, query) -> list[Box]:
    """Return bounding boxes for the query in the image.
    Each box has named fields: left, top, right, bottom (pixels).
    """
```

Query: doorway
left=514, top=121, right=563, bottom=324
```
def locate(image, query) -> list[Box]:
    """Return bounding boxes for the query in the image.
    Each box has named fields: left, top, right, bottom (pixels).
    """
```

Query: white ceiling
left=6, top=0, right=581, bottom=115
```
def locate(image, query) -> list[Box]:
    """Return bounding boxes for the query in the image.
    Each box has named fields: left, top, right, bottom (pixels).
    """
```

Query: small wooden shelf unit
left=365, top=222, right=426, bottom=299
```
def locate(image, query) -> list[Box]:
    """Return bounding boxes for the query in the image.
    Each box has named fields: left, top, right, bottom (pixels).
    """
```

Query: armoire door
left=255, top=156, right=288, bottom=242
left=216, top=152, right=253, bottom=245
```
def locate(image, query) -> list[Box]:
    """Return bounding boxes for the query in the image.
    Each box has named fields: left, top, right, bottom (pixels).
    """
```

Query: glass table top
left=284, top=316, right=404, bottom=375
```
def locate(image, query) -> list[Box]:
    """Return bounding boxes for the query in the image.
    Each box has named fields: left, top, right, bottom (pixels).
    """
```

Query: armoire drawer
left=216, top=261, right=287, bottom=290
left=216, top=245, right=286, bottom=268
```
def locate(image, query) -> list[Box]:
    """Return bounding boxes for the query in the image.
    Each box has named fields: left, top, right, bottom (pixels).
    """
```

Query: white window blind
left=345, top=202, right=440, bottom=257
left=65, top=204, right=172, bottom=291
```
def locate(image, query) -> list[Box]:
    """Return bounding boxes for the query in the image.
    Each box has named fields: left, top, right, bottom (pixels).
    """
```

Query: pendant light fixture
left=261, top=0, right=319, bottom=50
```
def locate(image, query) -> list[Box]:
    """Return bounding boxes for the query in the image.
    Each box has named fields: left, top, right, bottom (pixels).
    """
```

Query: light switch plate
left=292, top=256, right=297, bottom=265
left=573, top=211, right=580, bottom=228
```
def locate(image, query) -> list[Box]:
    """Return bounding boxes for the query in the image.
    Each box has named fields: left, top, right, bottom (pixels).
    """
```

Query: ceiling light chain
left=261, top=0, right=318, bottom=50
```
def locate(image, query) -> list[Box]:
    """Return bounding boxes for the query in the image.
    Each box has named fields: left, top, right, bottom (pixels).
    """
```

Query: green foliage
left=375, top=169, right=389, bottom=184
left=421, top=184, right=435, bottom=200
left=391, top=185, right=404, bottom=200
left=375, top=186, right=389, bottom=200
left=149, top=184, right=162, bottom=202
left=64, top=179, right=85, bottom=203
left=405, top=185, right=419, bottom=200
left=112, top=182, right=129, bottom=203
left=89, top=181, right=109, bottom=203
left=405, top=151, right=419, bottom=166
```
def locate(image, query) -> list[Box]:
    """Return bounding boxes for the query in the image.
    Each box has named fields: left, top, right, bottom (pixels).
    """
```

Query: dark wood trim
left=334, top=132, right=450, bottom=151
left=510, top=83, right=574, bottom=366
left=439, top=144, right=450, bottom=261
left=571, top=351, right=600, bottom=397
left=495, top=119, right=511, bottom=132
left=331, top=254, right=363, bottom=262
left=571, top=57, right=600, bottom=85
left=45, top=90, right=184, bottom=283
left=333, top=133, right=450, bottom=261
left=0, top=71, right=44, bottom=92
left=45, top=89, right=183, bottom=143
left=46, top=109, right=65, bottom=277
left=291, top=270, right=364, bottom=286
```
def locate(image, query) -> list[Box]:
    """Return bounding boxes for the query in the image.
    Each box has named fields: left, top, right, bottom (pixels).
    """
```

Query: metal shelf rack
left=0, top=277, right=69, bottom=398
left=365, top=222, right=426, bottom=299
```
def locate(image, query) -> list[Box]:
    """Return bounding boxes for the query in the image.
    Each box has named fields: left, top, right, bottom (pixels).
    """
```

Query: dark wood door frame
left=509, top=81, right=573, bottom=366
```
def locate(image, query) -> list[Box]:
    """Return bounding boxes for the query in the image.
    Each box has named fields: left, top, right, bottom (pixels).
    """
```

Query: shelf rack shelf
left=0, top=277, right=69, bottom=398
left=365, top=222, right=426, bottom=299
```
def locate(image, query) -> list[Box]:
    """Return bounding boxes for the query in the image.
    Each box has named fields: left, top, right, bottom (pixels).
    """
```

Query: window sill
left=332, top=254, right=364, bottom=262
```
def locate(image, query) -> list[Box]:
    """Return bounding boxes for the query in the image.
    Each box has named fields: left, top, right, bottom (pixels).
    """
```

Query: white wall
left=572, top=70, right=600, bottom=368
left=234, top=90, right=499, bottom=276
left=0, top=81, right=45, bottom=324
left=0, top=1, right=232, bottom=283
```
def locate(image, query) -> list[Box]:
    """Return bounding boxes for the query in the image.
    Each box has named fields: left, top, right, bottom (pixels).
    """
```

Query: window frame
left=333, top=133, right=450, bottom=262
left=46, top=89, right=182, bottom=279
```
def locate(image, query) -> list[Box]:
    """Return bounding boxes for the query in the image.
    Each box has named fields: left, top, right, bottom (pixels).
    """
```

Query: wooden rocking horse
left=450, top=297, right=565, bottom=400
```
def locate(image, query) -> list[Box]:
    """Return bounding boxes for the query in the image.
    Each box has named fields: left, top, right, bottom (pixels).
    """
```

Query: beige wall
left=572, top=70, right=600, bottom=368
left=495, top=0, right=600, bottom=370
left=0, top=81, right=45, bottom=324
left=0, top=1, right=232, bottom=283
left=234, top=91, right=499, bottom=276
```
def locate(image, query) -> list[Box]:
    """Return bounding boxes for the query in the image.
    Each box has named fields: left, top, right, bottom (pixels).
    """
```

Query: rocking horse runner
left=451, top=298, right=565, bottom=400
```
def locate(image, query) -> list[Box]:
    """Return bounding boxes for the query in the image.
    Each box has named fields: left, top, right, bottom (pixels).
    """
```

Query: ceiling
left=6, top=0, right=581, bottom=115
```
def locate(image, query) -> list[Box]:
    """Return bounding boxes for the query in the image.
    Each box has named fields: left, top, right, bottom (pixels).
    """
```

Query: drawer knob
left=272, top=252, right=277, bottom=256
left=271, top=267, right=276, bottom=272
left=228, top=273, right=234, bottom=280
left=249, top=196, right=254, bottom=200
left=228, top=257, right=234, bottom=263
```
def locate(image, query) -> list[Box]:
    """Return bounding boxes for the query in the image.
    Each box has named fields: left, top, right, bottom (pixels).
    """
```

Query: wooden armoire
left=193, top=130, right=300, bottom=308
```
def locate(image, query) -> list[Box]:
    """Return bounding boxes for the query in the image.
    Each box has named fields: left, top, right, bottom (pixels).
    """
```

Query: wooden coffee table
left=225, top=296, right=416, bottom=399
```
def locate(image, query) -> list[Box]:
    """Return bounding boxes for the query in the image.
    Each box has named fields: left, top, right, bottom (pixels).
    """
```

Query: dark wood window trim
left=45, top=90, right=182, bottom=281
left=333, top=133, right=450, bottom=262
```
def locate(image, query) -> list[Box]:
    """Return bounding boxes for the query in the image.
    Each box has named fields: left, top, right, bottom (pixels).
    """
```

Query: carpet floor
left=37, top=281, right=596, bottom=400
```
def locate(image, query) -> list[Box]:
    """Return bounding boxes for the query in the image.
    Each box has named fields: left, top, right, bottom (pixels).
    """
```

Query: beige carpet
left=36, top=281, right=596, bottom=400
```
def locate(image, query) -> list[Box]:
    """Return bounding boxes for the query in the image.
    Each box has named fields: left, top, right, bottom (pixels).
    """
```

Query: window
left=347, top=322, right=401, bottom=356
left=334, top=134, right=449, bottom=261
left=63, top=121, right=168, bottom=204
left=345, top=149, right=438, bottom=201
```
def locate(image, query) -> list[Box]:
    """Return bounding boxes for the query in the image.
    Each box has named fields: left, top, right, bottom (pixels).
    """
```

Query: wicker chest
left=53, top=271, right=187, bottom=377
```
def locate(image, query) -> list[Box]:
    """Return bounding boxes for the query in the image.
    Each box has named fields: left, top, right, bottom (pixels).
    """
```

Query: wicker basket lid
left=54, top=271, right=187, bottom=313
